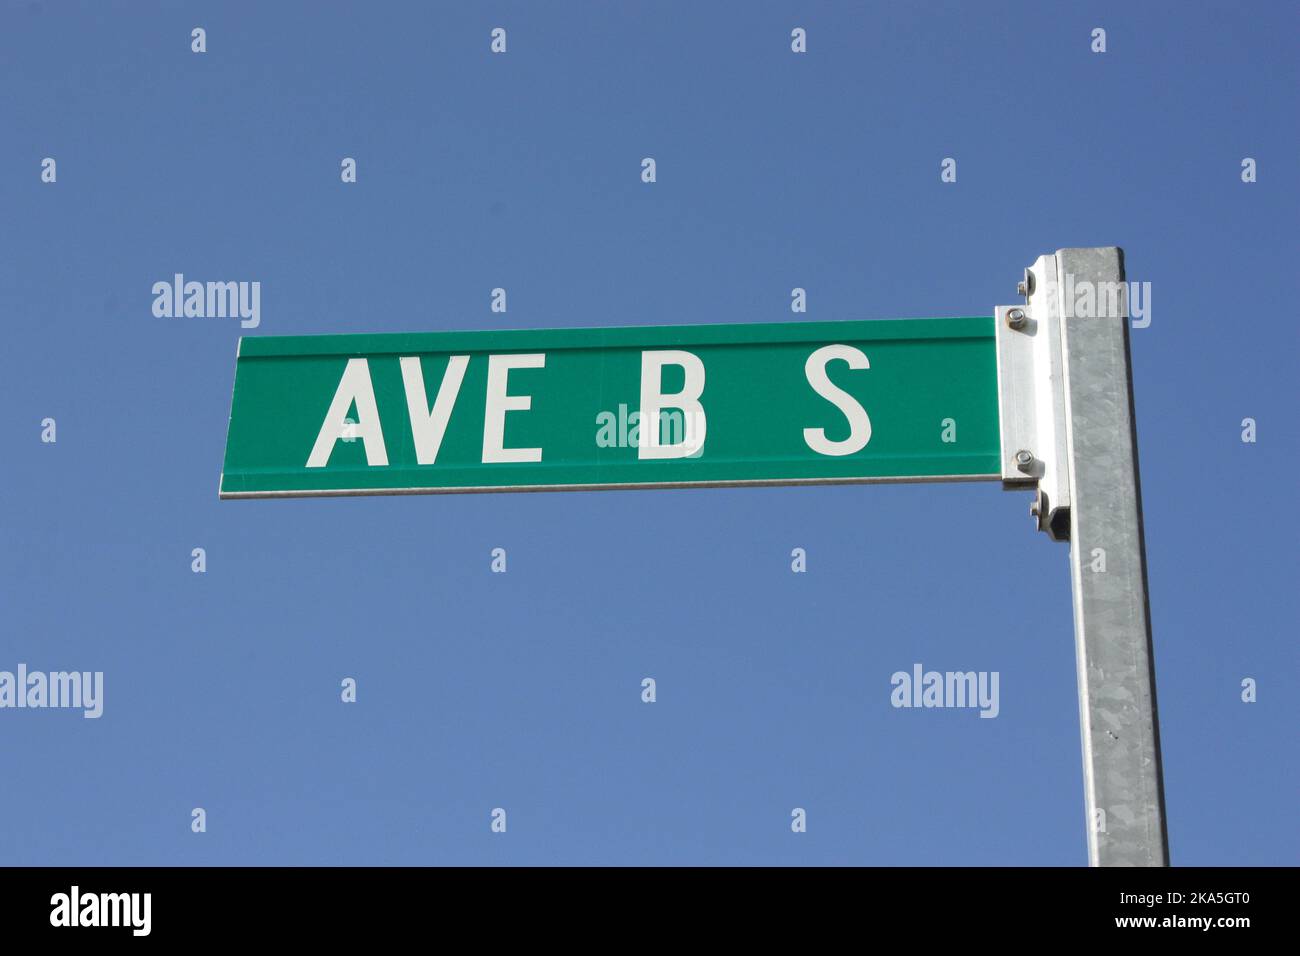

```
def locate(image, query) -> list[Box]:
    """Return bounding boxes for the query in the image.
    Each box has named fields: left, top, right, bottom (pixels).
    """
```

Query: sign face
left=219, top=317, right=999, bottom=498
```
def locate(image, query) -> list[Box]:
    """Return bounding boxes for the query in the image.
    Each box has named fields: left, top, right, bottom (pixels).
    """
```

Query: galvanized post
left=997, top=247, right=1169, bottom=866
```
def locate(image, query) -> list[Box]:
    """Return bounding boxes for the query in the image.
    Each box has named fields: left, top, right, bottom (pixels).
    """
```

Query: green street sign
left=219, top=317, right=999, bottom=498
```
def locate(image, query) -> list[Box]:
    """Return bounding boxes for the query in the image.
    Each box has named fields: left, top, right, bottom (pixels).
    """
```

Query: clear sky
left=1, top=1, right=1295, bottom=865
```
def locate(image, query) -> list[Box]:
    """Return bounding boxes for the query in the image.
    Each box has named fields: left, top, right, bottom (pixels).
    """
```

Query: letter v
left=401, top=356, right=469, bottom=464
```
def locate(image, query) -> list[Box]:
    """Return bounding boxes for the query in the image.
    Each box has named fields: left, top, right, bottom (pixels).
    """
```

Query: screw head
left=1015, top=449, right=1035, bottom=471
left=1018, top=269, right=1035, bottom=297
left=1006, top=308, right=1027, bottom=330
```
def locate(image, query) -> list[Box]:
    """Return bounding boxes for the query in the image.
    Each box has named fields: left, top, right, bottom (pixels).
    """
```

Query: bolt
left=1006, top=308, right=1027, bottom=330
left=1015, top=449, right=1035, bottom=472
left=1016, top=269, right=1035, bottom=297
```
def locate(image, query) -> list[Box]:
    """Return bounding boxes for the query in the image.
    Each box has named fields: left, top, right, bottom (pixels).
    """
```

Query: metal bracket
left=995, top=253, right=1071, bottom=540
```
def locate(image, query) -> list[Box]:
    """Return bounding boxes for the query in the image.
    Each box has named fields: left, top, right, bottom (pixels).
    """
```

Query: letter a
left=307, top=358, right=389, bottom=467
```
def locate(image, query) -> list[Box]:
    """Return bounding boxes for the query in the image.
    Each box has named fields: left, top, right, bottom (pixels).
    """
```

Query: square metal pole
left=998, top=248, right=1169, bottom=865
left=1056, top=247, right=1169, bottom=866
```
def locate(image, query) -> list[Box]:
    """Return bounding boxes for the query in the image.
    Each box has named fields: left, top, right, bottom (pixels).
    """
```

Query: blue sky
left=1, top=1, right=1295, bottom=865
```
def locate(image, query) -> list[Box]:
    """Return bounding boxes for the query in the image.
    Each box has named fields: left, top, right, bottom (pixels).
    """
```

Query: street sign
left=219, top=317, right=1000, bottom=498
left=218, top=248, right=1170, bottom=869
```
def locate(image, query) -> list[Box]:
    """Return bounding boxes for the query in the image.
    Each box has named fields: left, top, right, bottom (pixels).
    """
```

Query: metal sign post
left=997, top=247, right=1169, bottom=866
